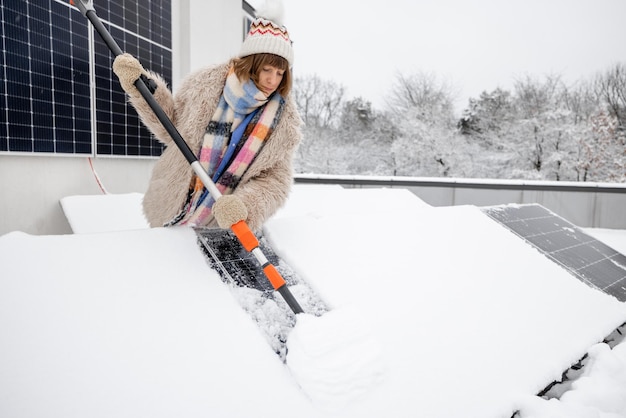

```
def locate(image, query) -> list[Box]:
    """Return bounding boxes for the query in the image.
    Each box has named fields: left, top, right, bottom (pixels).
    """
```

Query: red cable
left=88, top=157, right=109, bottom=194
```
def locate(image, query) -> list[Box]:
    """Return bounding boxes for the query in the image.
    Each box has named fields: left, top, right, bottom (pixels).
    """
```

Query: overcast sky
left=249, top=0, right=626, bottom=114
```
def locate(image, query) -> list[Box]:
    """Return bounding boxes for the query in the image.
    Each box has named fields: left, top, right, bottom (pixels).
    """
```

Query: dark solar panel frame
left=196, top=228, right=283, bottom=293
left=195, top=227, right=329, bottom=314
left=195, top=228, right=329, bottom=362
left=0, top=0, right=170, bottom=157
left=484, top=204, right=626, bottom=302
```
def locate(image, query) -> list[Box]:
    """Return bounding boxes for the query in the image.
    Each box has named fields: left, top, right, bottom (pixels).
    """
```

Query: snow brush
left=72, top=0, right=303, bottom=315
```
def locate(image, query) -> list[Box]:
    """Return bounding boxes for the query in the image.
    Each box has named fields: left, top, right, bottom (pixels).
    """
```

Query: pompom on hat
left=239, top=0, right=294, bottom=67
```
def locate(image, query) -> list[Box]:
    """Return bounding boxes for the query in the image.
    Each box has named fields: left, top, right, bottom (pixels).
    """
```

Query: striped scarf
left=169, top=69, right=284, bottom=227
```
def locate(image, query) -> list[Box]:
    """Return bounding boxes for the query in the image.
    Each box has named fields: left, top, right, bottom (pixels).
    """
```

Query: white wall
left=172, top=0, right=244, bottom=88
left=0, top=0, right=245, bottom=236
left=0, top=155, right=155, bottom=235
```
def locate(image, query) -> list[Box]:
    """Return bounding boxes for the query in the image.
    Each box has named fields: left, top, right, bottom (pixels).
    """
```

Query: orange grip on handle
left=231, top=220, right=259, bottom=252
left=263, top=264, right=286, bottom=290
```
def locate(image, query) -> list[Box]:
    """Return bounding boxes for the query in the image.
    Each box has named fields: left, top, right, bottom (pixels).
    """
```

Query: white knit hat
left=239, top=2, right=294, bottom=66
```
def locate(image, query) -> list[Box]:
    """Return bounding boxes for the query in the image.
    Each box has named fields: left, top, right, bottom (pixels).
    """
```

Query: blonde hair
left=232, top=53, right=292, bottom=97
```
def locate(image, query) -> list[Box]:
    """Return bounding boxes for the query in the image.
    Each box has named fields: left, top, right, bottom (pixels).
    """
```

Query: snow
left=2, top=185, right=626, bottom=417
left=286, top=307, right=385, bottom=409
left=60, top=192, right=149, bottom=233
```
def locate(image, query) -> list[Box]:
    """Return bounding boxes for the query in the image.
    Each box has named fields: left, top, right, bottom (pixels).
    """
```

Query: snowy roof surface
left=2, top=185, right=626, bottom=417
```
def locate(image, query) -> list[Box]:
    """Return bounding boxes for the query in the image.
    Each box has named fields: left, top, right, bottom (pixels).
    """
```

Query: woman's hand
left=212, top=195, right=248, bottom=229
left=112, top=53, right=150, bottom=97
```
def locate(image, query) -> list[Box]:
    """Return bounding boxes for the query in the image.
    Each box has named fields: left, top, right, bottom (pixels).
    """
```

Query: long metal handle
left=75, top=0, right=303, bottom=314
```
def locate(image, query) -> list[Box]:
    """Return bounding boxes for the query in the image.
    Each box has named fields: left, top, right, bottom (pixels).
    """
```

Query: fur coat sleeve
left=127, top=62, right=303, bottom=232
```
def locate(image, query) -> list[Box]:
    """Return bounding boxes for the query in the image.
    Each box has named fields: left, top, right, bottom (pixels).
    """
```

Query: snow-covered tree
left=458, top=88, right=515, bottom=139
left=384, top=71, right=463, bottom=177
left=292, top=75, right=347, bottom=174
left=336, top=98, right=398, bottom=175
left=576, top=111, right=626, bottom=182
left=294, top=63, right=625, bottom=182
left=292, top=75, right=345, bottom=129
left=386, top=71, right=457, bottom=123
left=593, top=63, right=626, bottom=132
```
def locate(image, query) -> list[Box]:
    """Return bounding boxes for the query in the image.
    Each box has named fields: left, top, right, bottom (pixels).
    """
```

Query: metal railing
left=294, top=174, right=626, bottom=229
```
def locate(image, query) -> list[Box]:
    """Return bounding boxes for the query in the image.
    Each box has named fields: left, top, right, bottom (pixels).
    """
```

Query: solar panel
left=1, top=1, right=91, bottom=153
left=195, top=228, right=329, bottom=360
left=93, top=0, right=171, bottom=157
left=0, top=0, right=170, bottom=157
left=195, top=228, right=313, bottom=293
left=484, top=204, right=626, bottom=302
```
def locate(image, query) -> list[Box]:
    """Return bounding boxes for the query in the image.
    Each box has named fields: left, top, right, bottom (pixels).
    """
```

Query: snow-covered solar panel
left=0, top=0, right=171, bottom=157
left=484, top=204, right=626, bottom=302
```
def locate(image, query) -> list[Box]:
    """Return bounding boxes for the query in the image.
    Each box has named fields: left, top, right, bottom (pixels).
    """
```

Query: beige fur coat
left=128, top=61, right=302, bottom=231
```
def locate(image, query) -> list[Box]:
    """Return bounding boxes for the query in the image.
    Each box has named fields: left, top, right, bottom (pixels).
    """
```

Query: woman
left=112, top=14, right=301, bottom=232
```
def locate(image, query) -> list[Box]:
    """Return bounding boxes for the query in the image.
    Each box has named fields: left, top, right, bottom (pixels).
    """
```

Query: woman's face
left=256, top=65, right=284, bottom=96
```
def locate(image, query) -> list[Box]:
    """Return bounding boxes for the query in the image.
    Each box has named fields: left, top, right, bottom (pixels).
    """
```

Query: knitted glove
left=212, top=195, right=248, bottom=229
left=112, top=53, right=150, bottom=97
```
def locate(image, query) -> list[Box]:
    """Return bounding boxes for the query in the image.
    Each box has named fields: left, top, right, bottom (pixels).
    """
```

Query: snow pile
left=60, top=192, right=149, bottom=233
left=287, top=307, right=385, bottom=408
left=0, top=227, right=312, bottom=418
left=266, top=186, right=626, bottom=416
left=2, top=186, right=626, bottom=417
left=517, top=341, right=626, bottom=417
